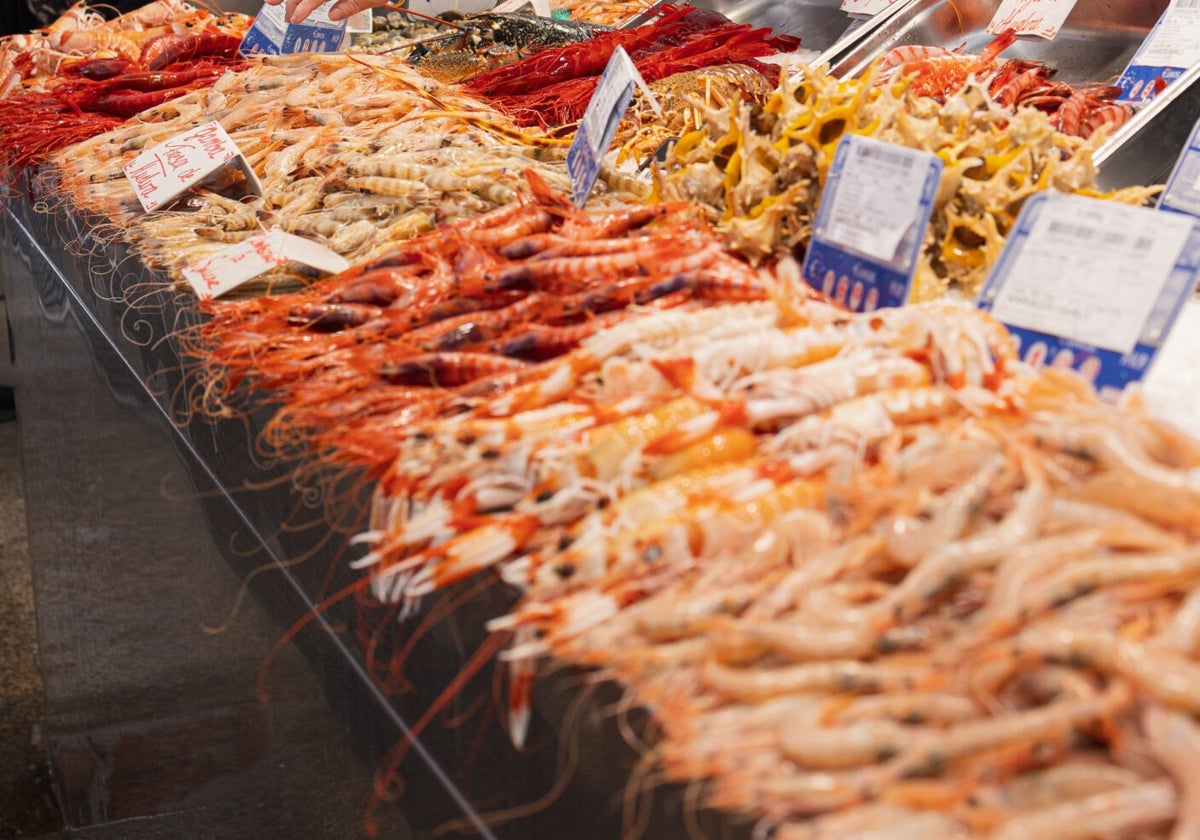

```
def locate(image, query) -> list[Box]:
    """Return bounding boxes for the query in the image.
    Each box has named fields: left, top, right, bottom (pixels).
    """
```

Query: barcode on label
left=1046, top=220, right=1153, bottom=252
left=857, top=143, right=914, bottom=169
left=1175, top=0, right=1200, bottom=10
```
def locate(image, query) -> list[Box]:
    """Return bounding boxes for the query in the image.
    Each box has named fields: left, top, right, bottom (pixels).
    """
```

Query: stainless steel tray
left=623, top=0, right=916, bottom=68
left=1094, top=63, right=1200, bottom=191
left=829, top=0, right=1168, bottom=84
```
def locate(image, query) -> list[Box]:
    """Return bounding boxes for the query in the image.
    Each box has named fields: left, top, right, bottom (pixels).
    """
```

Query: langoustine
left=46, top=53, right=646, bottom=288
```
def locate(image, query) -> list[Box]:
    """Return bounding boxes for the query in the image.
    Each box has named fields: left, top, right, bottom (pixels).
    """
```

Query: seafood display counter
left=1, top=190, right=747, bottom=837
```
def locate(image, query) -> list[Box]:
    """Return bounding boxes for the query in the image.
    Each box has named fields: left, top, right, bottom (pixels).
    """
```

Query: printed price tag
left=183, top=230, right=350, bottom=300
left=1158, top=117, right=1200, bottom=216
left=802, top=134, right=941, bottom=312
left=567, top=46, right=660, bottom=207
left=240, top=1, right=348, bottom=56
left=986, top=0, right=1078, bottom=38
left=1115, top=1, right=1200, bottom=103
left=840, top=0, right=900, bottom=17
left=977, top=192, right=1200, bottom=398
left=1141, top=295, right=1200, bottom=439
left=123, top=121, right=262, bottom=213
left=493, top=0, right=551, bottom=15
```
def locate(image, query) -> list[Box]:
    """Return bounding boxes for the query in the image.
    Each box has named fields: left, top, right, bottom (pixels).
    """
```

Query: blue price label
left=1158, top=116, right=1200, bottom=218
left=801, top=134, right=941, bottom=312
left=239, top=2, right=347, bottom=56
left=567, top=47, right=643, bottom=206
left=977, top=192, right=1200, bottom=399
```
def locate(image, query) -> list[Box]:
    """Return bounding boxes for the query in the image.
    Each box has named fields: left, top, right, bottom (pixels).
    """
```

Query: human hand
left=260, top=0, right=379, bottom=24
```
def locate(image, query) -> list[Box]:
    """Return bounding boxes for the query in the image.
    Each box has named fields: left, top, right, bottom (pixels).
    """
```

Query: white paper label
left=346, top=10, right=373, bottom=33
left=988, top=198, right=1194, bottom=355
left=840, top=0, right=900, bottom=16
left=183, top=230, right=350, bottom=299
left=821, top=139, right=934, bottom=263
left=123, top=121, right=261, bottom=213
left=1130, top=0, right=1200, bottom=69
left=1142, top=295, right=1200, bottom=439
left=987, top=0, right=1079, bottom=38
left=493, top=0, right=551, bottom=15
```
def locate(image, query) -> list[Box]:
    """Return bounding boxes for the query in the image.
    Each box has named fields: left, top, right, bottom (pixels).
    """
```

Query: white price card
left=840, top=0, right=900, bottom=17
left=978, top=192, right=1200, bottom=397
left=819, top=136, right=937, bottom=264
left=346, top=10, right=374, bottom=33
left=987, top=0, right=1079, bottom=39
left=803, top=134, right=941, bottom=312
left=1115, top=1, right=1200, bottom=103
left=493, top=0, right=551, bottom=15
left=183, top=230, right=350, bottom=300
left=567, top=46, right=660, bottom=207
left=1141, top=296, right=1200, bottom=439
left=123, top=121, right=262, bottom=213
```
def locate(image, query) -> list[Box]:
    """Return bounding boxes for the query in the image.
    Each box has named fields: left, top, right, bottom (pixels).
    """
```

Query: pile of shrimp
left=549, top=0, right=656, bottom=27
left=0, top=24, right=250, bottom=172
left=0, top=0, right=246, bottom=100
left=463, top=4, right=797, bottom=128
left=875, top=31, right=1134, bottom=139
left=342, top=258, right=1200, bottom=836
left=46, top=52, right=644, bottom=288
left=653, top=63, right=1157, bottom=299
left=187, top=171, right=768, bottom=465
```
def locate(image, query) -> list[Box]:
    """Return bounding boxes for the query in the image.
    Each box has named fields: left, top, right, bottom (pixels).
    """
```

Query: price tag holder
left=566, top=46, right=660, bottom=207
left=977, top=192, right=1200, bottom=399
left=240, top=1, right=349, bottom=56
left=123, top=121, right=262, bottom=213
left=1114, top=1, right=1200, bottom=104
left=801, top=134, right=942, bottom=312
left=986, top=0, right=1078, bottom=38
left=840, top=0, right=900, bottom=17
left=183, top=230, right=350, bottom=300
left=1157, top=117, right=1200, bottom=217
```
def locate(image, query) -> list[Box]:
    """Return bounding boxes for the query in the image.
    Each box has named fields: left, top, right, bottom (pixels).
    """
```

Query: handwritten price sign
left=123, top=121, right=261, bottom=212
left=987, top=0, right=1079, bottom=38
left=183, top=230, right=349, bottom=299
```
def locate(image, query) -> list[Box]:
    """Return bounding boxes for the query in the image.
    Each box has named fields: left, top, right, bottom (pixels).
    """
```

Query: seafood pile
left=875, top=31, right=1133, bottom=139
left=330, top=259, right=1200, bottom=836
left=614, top=63, right=775, bottom=165
left=190, top=173, right=767, bottom=464
left=464, top=4, right=798, bottom=128
left=49, top=53, right=644, bottom=286
left=654, top=64, right=1157, bottom=298
left=0, top=0, right=247, bottom=99
left=0, top=0, right=249, bottom=172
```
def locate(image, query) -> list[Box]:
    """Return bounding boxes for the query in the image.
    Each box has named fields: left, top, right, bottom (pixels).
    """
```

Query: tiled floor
left=0, top=413, right=63, bottom=836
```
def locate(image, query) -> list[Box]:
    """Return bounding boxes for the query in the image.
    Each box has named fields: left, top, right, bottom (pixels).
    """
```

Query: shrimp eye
left=535, top=489, right=555, bottom=503
left=553, top=563, right=576, bottom=580
left=480, top=448, right=501, bottom=460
